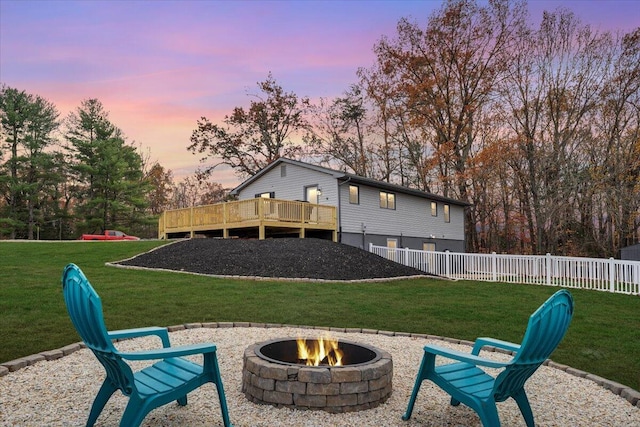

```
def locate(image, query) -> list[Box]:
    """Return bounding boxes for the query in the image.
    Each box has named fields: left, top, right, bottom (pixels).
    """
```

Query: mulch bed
left=116, top=238, right=426, bottom=281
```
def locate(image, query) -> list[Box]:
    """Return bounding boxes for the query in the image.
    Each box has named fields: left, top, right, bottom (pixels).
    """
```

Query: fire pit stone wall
left=242, top=342, right=393, bottom=413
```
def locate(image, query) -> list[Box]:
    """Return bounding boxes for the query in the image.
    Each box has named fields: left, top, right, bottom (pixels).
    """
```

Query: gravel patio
left=1, top=238, right=639, bottom=425
left=2, top=324, right=640, bottom=426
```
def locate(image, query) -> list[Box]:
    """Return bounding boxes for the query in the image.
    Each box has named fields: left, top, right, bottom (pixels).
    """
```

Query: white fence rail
left=369, top=244, right=640, bottom=295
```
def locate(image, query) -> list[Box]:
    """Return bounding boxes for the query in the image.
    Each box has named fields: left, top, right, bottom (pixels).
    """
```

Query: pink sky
left=1, top=0, right=638, bottom=188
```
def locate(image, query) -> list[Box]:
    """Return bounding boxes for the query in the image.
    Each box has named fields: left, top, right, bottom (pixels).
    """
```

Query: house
left=620, top=243, right=640, bottom=261
left=230, top=158, right=469, bottom=252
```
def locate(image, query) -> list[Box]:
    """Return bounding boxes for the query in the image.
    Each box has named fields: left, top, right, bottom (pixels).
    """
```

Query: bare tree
left=366, top=0, right=525, bottom=250
left=307, top=84, right=379, bottom=177
left=189, top=73, right=311, bottom=179
left=585, top=28, right=640, bottom=256
left=498, top=8, right=612, bottom=254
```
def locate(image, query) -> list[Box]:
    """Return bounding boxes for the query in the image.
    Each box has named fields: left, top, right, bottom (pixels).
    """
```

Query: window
left=387, top=238, right=398, bottom=261
left=379, top=191, right=396, bottom=210
left=305, top=186, right=319, bottom=204
left=280, top=164, right=287, bottom=177
left=422, top=242, right=436, bottom=270
left=431, top=201, right=437, bottom=216
left=444, top=204, right=450, bottom=223
left=349, top=185, right=359, bottom=204
left=256, top=192, right=275, bottom=198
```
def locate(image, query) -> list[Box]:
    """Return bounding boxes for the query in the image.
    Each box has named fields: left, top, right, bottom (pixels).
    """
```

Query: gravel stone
left=1, top=327, right=639, bottom=426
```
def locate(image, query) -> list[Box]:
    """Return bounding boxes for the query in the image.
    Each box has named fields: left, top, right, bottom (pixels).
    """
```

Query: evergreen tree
left=66, top=99, right=150, bottom=234
left=0, top=86, right=61, bottom=239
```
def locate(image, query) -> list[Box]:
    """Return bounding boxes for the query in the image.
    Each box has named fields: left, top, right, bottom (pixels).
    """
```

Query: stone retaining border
left=2, top=322, right=639, bottom=408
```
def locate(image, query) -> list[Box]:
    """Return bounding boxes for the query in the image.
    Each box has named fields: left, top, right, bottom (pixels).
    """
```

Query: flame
left=296, top=337, right=344, bottom=366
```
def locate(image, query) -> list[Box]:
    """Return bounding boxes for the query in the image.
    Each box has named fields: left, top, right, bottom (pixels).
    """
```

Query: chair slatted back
left=62, top=264, right=135, bottom=395
left=494, top=290, right=574, bottom=401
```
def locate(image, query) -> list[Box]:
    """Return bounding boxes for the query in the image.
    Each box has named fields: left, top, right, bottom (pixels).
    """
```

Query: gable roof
left=230, top=157, right=469, bottom=207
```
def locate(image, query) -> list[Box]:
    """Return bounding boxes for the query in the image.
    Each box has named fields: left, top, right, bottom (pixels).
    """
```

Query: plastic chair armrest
left=424, top=344, right=509, bottom=369
left=119, top=343, right=218, bottom=361
left=108, top=326, right=171, bottom=348
left=471, top=337, right=520, bottom=356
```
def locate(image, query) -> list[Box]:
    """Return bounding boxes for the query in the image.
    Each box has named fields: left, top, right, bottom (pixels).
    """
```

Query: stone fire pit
left=242, top=337, right=393, bottom=413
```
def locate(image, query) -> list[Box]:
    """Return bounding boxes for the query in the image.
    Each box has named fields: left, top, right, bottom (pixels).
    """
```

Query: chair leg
left=513, top=389, right=535, bottom=427
left=476, top=401, right=501, bottom=427
left=86, top=380, right=117, bottom=426
left=402, top=354, right=431, bottom=421
left=207, top=352, right=233, bottom=427
left=402, top=377, right=423, bottom=421
left=177, top=395, right=187, bottom=406
left=450, top=397, right=461, bottom=406
left=120, top=397, right=150, bottom=427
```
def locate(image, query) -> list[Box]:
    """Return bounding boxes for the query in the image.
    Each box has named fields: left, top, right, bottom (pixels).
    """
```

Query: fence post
left=369, top=242, right=373, bottom=252
left=404, top=247, right=410, bottom=266
left=609, top=257, right=615, bottom=292
left=492, top=252, right=497, bottom=282
left=546, top=253, right=552, bottom=286
left=445, top=250, right=451, bottom=277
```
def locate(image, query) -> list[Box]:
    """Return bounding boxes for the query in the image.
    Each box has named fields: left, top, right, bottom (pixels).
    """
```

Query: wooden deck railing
left=158, top=198, right=337, bottom=240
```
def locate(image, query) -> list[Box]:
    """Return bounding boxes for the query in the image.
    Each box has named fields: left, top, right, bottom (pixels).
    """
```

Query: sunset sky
left=1, top=0, right=638, bottom=188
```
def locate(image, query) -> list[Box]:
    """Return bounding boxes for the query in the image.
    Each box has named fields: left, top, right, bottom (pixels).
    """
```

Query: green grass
left=1, top=241, right=639, bottom=391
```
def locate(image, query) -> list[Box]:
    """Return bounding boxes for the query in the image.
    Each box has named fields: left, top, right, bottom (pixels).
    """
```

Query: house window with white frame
left=431, top=201, right=437, bottom=216
left=423, top=242, right=436, bottom=252
left=349, top=185, right=359, bottom=204
left=379, top=191, right=395, bottom=210
left=444, top=204, right=450, bottom=223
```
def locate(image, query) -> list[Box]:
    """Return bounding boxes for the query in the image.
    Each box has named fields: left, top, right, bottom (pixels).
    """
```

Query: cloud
left=2, top=0, right=637, bottom=192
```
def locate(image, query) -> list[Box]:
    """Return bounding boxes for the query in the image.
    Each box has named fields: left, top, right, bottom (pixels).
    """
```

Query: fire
left=296, top=337, right=344, bottom=366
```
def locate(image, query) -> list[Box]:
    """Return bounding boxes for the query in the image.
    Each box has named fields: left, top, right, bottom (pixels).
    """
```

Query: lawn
left=1, top=240, right=638, bottom=391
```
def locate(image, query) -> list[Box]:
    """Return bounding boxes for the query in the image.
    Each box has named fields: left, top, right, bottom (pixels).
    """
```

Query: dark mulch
left=116, top=238, right=426, bottom=281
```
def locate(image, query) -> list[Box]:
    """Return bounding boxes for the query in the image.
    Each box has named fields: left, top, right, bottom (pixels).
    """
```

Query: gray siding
left=341, top=232, right=464, bottom=252
left=338, top=183, right=465, bottom=241
left=236, top=163, right=339, bottom=206
left=620, top=244, right=640, bottom=261
left=235, top=160, right=466, bottom=252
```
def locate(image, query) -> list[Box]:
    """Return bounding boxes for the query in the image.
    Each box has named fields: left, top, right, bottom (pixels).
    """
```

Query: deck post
left=158, top=212, right=164, bottom=239
left=258, top=199, right=265, bottom=240
left=223, top=202, right=227, bottom=225
left=190, top=207, right=195, bottom=238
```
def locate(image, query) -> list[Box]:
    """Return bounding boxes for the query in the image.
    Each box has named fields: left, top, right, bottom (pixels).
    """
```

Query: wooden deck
left=158, top=198, right=337, bottom=241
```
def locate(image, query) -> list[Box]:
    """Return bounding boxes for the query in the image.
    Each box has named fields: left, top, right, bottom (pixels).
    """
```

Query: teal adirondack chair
left=62, top=263, right=233, bottom=427
left=402, top=289, right=574, bottom=427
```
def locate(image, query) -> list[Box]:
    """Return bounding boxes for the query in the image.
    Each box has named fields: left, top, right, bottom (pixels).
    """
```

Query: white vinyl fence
left=369, top=244, right=640, bottom=295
